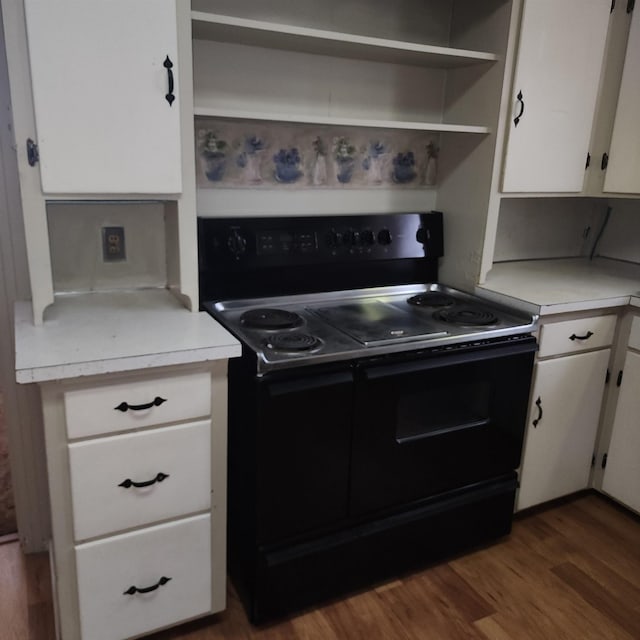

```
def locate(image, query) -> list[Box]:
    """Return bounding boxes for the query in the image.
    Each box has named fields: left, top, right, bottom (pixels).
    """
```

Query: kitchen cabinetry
left=600, top=315, right=640, bottom=513
left=40, top=364, right=229, bottom=640
left=501, top=0, right=610, bottom=193
left=190, top=0, right=499, bottom=133
left=517, top=314, right=616, bottom=510
left=23, top=0, right=182, bottom=195
left=603, top=6, right=640, bottom=194
left=1, top=0, right=198, bottom=324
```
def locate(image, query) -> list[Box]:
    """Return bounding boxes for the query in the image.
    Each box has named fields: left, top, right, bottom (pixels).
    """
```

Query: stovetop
left=204, top=283, right=538, bottom=374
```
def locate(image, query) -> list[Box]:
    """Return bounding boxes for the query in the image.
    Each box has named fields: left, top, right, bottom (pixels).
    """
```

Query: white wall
left=493, top=198, right=608, bottom=262
left=597, top=199, right=640, bottom=264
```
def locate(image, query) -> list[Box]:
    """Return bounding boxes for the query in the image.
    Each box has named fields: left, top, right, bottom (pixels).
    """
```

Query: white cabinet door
left=501, top=0, right=610, bottom=193
left=517, top=348, right=610, bottom=510
left=602, top=350, right=640, bottom=513
left=603, top=7, right=640, bottom=194
left=24, top=0, right=182, bottom=194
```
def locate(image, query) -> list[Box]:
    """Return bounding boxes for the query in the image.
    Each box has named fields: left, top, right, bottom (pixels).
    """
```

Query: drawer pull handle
left=118, top=472, right=169, bottom=489
left=123, top=576, right=172, bottom=596
left=569, top=331, right=594, bottom=341
left=532, top=396, right=543, bottom=427
left=114, top=396, right=167, bottom=412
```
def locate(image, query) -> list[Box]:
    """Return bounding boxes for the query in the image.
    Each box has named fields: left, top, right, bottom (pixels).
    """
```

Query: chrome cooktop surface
left=204, top=283, right=538, bottom=374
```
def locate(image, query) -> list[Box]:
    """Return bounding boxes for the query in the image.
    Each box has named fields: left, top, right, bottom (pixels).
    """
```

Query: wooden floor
left=1, top=493, right=639, bottom=640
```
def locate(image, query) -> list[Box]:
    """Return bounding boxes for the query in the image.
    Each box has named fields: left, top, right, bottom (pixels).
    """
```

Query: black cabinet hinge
left=612, top=0, right=616, bottom=12
left=605, top=368, right=611, bottom=384
left=601, top=453, right=608, bottom=469
left=617, top=370, right=623, bottom=386
left=601, top=153, right=609, bottom=170
left=591, top=453, right=596, bottom=468
left=26, top=138, right=39, bottom=167
left=586, top=153, right=591, bottom=169
left=628, top=0, right=635, bottom=13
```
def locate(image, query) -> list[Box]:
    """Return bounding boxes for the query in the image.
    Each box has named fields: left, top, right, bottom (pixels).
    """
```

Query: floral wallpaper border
left=195, top=118, right=439, bottom=189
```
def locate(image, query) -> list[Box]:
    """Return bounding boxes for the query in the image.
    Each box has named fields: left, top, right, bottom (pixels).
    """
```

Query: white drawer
left=75, top=514, right=211, bottom=640
left=64, top=372, right=211, bottom=438
left=68, top=421, right=211, bottom=541
left=629, top=316, right=640, bottom=351
left=538, top=315, right=617, bottom=358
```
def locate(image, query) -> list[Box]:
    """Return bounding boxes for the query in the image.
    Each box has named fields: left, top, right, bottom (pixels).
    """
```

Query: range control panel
left=199, top=212, right=444, bottom=266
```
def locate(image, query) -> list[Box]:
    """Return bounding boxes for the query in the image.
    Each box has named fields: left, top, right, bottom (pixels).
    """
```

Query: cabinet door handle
left=569, top=331, right=594, bottom=341
left=513, top=90, right=525, bottom=126
left=532, top=396, right=543, bottom=427
left=114, top=396, right=167, bottom=412
left=123, top=576, right=172, bottom=595
left=163, top=55, right=175, bottom=106
left=118, top=472, right=169, bottom=489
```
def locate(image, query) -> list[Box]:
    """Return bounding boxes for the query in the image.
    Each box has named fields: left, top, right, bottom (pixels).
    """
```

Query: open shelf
left=192, top=106, right=490, bottom=134
left=191, top=11, right=498, bottom=69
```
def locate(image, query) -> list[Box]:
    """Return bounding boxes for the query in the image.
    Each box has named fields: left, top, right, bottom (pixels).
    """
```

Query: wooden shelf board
left=191, top=12, right=498, bottom=68
left=193, top=107, right=490, bottom=134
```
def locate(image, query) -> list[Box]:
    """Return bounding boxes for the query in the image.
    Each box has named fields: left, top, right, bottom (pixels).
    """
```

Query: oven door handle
left=266, top=371, right=353, bottom=397
left=361, top=339, right=537, bottom=380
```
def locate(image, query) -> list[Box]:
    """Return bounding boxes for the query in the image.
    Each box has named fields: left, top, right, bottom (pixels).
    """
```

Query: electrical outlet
left=102, top=226, right=126, bottom=262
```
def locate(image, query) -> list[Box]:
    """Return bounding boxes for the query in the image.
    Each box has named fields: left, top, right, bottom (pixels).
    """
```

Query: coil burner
left=407, top=292, right=456, bottom=307
left=240, top=308, right=303, bottom=330
left=434, top=307, right=499, bottom=326
left=265, top=333, right=323, bottom=353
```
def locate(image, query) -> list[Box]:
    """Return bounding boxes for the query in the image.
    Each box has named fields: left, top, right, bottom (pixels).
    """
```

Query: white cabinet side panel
left=602, top=350, right=640, bottom=512
left=603, top=7, right=640, bottom=194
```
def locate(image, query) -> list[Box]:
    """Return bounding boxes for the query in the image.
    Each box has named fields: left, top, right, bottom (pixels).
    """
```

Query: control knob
left=227, top=229, right=247, bottom=256
left=361, top=229, right=375, bottom=246
left=377, top=228, right=392, bottom=245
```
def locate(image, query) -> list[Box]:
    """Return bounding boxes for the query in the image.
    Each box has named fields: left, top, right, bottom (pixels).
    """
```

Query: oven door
left=350, top=337, right=536, bottom=517
left=255, top=369, right=354, bottom=544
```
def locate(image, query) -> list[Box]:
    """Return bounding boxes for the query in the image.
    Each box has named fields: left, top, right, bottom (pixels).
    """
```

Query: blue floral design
left=392, top=151, right=417, bottom=184
left=273, top=147, right=303, bottom=183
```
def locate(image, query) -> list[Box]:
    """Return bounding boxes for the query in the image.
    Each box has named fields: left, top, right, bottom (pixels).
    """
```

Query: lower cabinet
left=40, top=362, right=229, bottom=640
left=517, top=349, right=610, bottom=510
left=600, top=316, right=640, bottom=513
left=517, top=313, right=616, bottom=511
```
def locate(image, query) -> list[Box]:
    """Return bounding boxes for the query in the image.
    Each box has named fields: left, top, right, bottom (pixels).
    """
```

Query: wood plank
left=551, top=561, right=640, bottom=639
left=1, top=494, right=639, bottom=640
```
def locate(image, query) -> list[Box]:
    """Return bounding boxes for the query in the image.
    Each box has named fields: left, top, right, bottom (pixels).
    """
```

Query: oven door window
left=397, top=380, right=491, bottom=442
left=350, top=341, right=536, bottom=517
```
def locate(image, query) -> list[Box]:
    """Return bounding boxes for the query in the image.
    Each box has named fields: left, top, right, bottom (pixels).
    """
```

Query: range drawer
left=538, top=315, right=617, bottom=357
left=64, top=371, right=211, bottom=438
left=68, top=420, right=211, bottom=541
left=75, top=514, right=212, bottom=640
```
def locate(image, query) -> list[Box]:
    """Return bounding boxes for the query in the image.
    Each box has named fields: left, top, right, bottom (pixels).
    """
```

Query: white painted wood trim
left=1, top=0, right=54, bottom=323
left=192, top=106, right=490, bottom=133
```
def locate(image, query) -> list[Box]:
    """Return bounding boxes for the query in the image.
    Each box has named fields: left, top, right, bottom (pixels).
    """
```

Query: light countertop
left=15, top=289, right=241, bottom=383
left=477, top=258, right=640, bottom=316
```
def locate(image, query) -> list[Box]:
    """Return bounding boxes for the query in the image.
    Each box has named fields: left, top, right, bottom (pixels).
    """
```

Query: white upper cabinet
left=603, top=6, right=640, bottom=194
left=24, top=0, right=182, bottom=195
left=501, top=0, right=610, bottom=193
